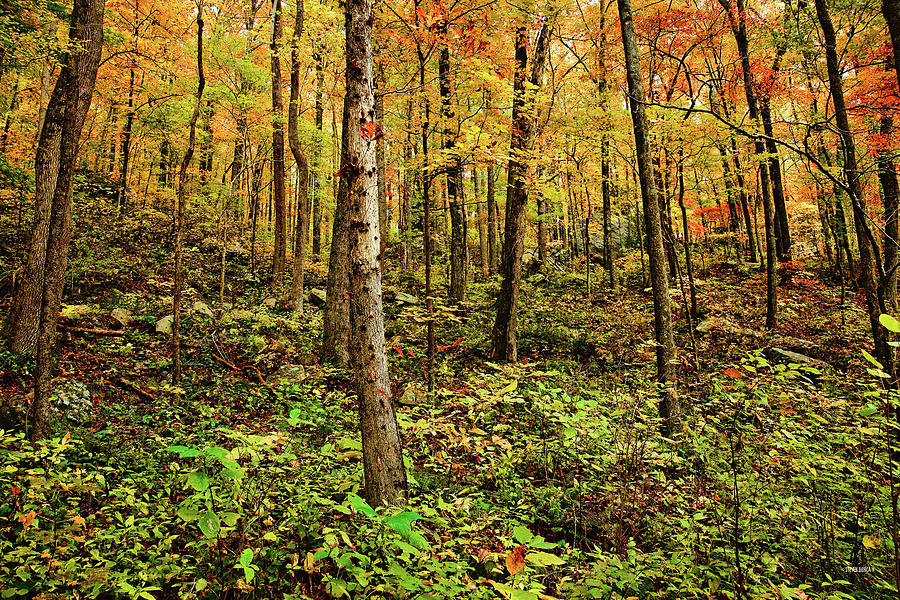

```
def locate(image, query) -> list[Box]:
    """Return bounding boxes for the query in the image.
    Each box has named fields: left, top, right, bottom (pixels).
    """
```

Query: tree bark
left=321, top=89, right=353, bottom=366
left=2, top=13, right=98, bottom=353
left=617, top=0, right=679, bottom=431
left=817, top=0, right=892, bottom=373
left=271, top=0, right=288, bottom=282
left=173, top=2, right=206, bottom=386
left=30, top=0, right=105, bottom=441
left=312, top=48, right=325, bottom=258
left=343, top=0, right=407, bottom=506
left=476, top=168, right=489, bottom=279
left=487, top=161, right=498, bottom=275
left=490, top=18, right=552, bottom=362
left=288, top=0, right=309, bottom=313
left=440, top=39, right=466, bottom=304
left=719, top=0, right=777, bottom=327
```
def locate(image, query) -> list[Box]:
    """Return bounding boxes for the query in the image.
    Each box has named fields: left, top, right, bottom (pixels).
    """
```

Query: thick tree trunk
left=322, top=94, right=353, bottom=367
left=617, top=0, right=679, bottom=430
left=30, top=0, right=105, bottom=441
left=731, top=137, right=757, bottom=262
left=817, top=0, right=892, bottom=373
left=288, top=0, right=309, bottom=313
left=343, top=0, right=407, bottom=506
left=173, top=4, right=206, bottom=386
left=490, top=19, right=551, bottom=362
left=271, top=0, right=287, bottom=282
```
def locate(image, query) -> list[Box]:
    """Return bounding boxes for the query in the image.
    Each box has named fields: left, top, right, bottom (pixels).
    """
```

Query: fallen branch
left=210, top=350, right=266, bottom=385
left=115, top=378, right=157, bottom=402
left=59, top=325, right=125, bottom=336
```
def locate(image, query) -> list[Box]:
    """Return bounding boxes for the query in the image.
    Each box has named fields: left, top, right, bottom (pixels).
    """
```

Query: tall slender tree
left=617, top=0, right=679, bottom=431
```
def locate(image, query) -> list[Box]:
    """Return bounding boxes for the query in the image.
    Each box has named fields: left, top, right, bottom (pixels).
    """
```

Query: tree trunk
left=30, top=0, right=105, bottom=441
left=288, top=0, right=309, bottom=313
left=487, top=162, right=498, bottom=275
left=475, top=168, right=489, bottom=279
left=817, top=0, right=892, bottom=373
left=343, top=0, right=407, bottom=506
left=720, top=0, right=777, bottom=327
left=877, top=115, right=900, bottom=310
left=3, top=3, right=100, bottom=354
left=617, top=0, right=679, bottom=431
left=321, top=91, right=353, bottom=366
left=760, top=101, right=791, bottom=260
left=312, top=49, right=325, bottom=259
left=271, top=0, right=288, bottom=282
left=173, top=3, right=206, bottom=386
left=490, top=18, right=551, bottom=362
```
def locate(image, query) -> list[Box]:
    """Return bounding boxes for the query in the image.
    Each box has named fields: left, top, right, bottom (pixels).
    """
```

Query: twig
left=59, top=325, right=125, bottom=336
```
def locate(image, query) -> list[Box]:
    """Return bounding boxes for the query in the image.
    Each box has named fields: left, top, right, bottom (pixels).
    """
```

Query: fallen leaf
left=505, top=544, right=526, bottom=575
left=18, top=510, right=36, bottom=530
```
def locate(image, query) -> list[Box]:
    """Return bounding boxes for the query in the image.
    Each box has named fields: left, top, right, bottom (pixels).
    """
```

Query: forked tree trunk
left=490, top=18, right=552, bottom=362
left=617, top=0, right=679, bottom=431
left=343, top=0, right=407, bottom=507
left=288, top=0, right=309, bottom=313
left=3, top=10, right=99, bottom=354
left=30, top=0, right=105, bottom=441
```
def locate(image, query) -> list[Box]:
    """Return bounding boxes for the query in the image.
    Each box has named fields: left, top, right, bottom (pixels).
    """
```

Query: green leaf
left=859, top=405, right=879, bottom=417
left=499, top=379, right=518, bottom=395
left=187, top=470, right=210, bottom=492
left=240, top=548, right=254, bottom=566
left=526, top=551, right=566, bottom=567
left=177, top=506, right=201, bottom=522
left=198, top=509, right=220, bottom=539
left=881, top=313, right=900, bottom=333
left=512, top=525, right=533, bottom=544
left=488, top=580, right=539, bottom=600
left=348, top=493, right=377, bottom=518
left=167, top=445, right=201, bottom=458
left=862, top=350, right=884, bottom=370
left=384, top=511, right=423, bottom=537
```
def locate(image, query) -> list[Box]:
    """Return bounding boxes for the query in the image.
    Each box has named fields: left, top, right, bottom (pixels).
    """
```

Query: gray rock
left=309, top=289, right=327, bottom=307
left=192, top=301, right=214, bottom=317
left=695, top=317, right=725, bottom=335
left=156, top=315, right=174, bottom=334
left=110, top=308, right=132, bottom=328
left=276, top=364, right=306, bottom=384
left=263, top=297, right=277, bottom=309
left=51, top=380, right=94, bottom=425
left=399, top=383, right=425, bottom=406
left=527, top=273, right=547, bottom=284
left=765, top=347, right=829, bottom=371
left=393, top=291, right=419, bottom=306
left=769, top=336, right=820, bottom=357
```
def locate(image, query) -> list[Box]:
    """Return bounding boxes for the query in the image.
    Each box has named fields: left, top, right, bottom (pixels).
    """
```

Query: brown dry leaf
left=505, top=544, right=526, bottom=575
left=61, top=432, right=71, bottom=445
left=18, top=510, right=36, bottom=530
left=71, top=515, right=86, bottom=528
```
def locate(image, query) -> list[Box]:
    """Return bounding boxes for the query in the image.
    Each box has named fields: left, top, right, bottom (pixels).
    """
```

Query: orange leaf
left=505, top=544, right=526, bottom=575
left=18, top=510, right=36, bottom=531
left=723, top=368, right=743, bottom=379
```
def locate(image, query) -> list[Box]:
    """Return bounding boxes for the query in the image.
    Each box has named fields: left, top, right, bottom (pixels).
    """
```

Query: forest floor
left=0, top=189, right=895, bottom=599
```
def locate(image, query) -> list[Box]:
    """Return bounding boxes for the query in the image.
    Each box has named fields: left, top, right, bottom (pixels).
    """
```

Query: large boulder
left=192, top=301, right=214, bottom=317
left=110, top=308, right=132, bottom=328
left=51, top=380, right=94, bottom=425
left=275, top=364, right=306, bottom=384
left=155, top=315, right=174, bottom=334
left=309, top=289, right=327, bottom=308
